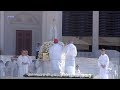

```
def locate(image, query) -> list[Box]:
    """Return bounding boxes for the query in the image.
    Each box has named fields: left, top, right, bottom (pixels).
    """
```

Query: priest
left=64, top=40, right=77, bottom=75
left=17, top=50, right=31, bottom=77
left=49, top=39, right=63, bottom=74
left=98, top=49, right=109, bottom=79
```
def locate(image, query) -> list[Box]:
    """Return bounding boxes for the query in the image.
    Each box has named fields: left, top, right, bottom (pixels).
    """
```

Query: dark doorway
left=16, top=30, right=32, bottom=55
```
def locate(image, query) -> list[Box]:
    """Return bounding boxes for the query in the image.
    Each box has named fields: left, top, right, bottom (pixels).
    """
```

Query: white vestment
left=10, top=61, right=19, bottom=77
left=75, top=69, right=81, bottom=75
left=98, top=54, right=109, bottom=79
left=64, top=43, right=77, bottom=75
left=17, top=55, right=31, bottom=77
left=35, top=60, right=42, bottom=74
left=5, top=61, right=12, bottom=77
left=49, top=43, right=63, bottom=74
left=29, top=60, right=37, bottom=73
left=0, top=62, right=5, bottom=77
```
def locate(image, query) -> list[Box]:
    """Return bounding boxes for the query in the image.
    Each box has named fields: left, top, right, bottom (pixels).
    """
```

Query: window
left=99, top=11, right=120, bottom=51
left=62, top=11, right=93, bottom=52
left=62, top=11, right=93, bottom=36
left=99, top=11, right=120, bottom=37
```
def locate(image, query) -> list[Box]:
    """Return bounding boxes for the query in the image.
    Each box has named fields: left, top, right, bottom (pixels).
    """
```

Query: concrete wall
left=78, top=50, right=120, bottom=59
left=0, top=11, right=5, bottom=55
left=3, top=11, right=42, bottom=55
left=95, top=50, right=120, bottom=58
left=0, top=11, right=63, bottom=55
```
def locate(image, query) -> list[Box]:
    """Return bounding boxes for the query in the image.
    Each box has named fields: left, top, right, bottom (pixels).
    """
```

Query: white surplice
left=98, top=54, right=109, bottom=79
left=17, top=55, right=31, bottom=77
left=29, top=60, right=37, bottom=73
left=64, top=43, right=77, bottom=75
left=75, top=69, right=81, bottom=75
left=35, top=60, right=43, bottom=74
left=0, top=61, right=5, bottom=77
left=10, top=60, right=19, bottom=77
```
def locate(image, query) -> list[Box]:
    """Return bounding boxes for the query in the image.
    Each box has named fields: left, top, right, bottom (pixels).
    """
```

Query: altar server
left=64, top=40, right=77, bottom=75
left=10, top=58, right=19, bottom=77
left=98, top=49, right=109, bottom=79
left=17, top=50, right=31, bottom=77
left=35, top=60, right=43, bottom=74
left=75, top=65, right=81, bottom=75
left=29, top=60, right=37, bottom=73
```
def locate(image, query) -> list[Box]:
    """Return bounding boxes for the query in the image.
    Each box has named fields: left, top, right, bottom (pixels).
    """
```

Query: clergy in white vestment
left=17, top=50, right=31, bottom=77
left=25, top=50, right=33, bottom=73
left=64, top=40, right=77, bottom=75
left=10, top=58, right=19, bottom=77
left=5, top=61, right=13, bottom=77
left=0, top=60, right=5, bottom=78
left=49, top=39, right=63, bottom=75
left=75, top=65, right=81, bottom=75
left=98, top=49, right=109, bottom=79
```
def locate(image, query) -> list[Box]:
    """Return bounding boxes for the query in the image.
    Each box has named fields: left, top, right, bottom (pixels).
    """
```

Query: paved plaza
left=0, top=56, right=118, bottom=79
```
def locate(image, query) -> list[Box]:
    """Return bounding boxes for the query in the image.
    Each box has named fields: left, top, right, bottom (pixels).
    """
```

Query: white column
left=42, top=11, right=47, bottom=44
left=42, top=11, right=62, bottom=43
left=0, top=11, right=4, bottom=55
left=92, top=11, right=99, bottom=56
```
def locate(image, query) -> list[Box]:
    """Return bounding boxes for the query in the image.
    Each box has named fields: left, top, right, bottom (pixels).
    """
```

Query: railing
left=77, top=52, right=94, bottom=58
left=77, top=50, right=120, bottom=58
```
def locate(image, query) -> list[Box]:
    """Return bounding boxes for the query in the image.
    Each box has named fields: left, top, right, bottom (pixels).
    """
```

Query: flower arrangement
left=38, top=41, right=64, bottom=60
